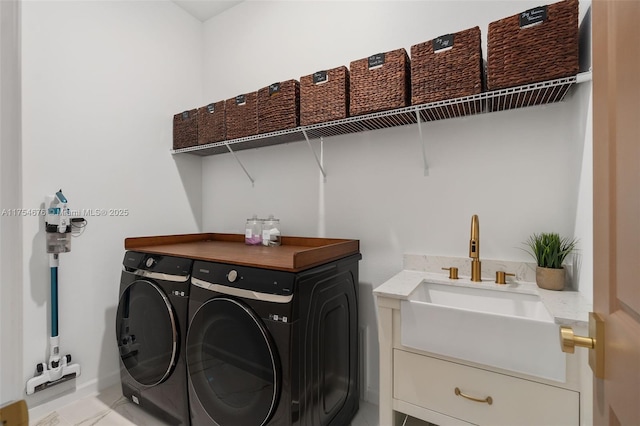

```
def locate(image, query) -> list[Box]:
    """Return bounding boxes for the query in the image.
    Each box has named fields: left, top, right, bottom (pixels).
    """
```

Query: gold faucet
left=469, top=215, right=481, bottom=282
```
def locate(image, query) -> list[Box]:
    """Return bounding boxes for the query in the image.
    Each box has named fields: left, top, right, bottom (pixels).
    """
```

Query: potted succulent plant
left=524, top=232, right=578, bottom=291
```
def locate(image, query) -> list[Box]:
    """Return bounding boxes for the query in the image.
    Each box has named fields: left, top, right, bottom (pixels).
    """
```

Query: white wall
left=20, top=0, right=203, bottom=408
left=201, top=1, right=593, bottom=402
left=0, top=0, right=23, bottom=405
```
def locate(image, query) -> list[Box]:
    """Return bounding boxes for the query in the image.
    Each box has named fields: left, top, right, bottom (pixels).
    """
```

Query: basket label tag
left=207, top=103, right=215, bottom=113
left=313, top=71, right=328, bottom=84
left=520, top=6, right=547, bottom=28
left=368, top=53, right=385, bottom=70
left=235, top=94, right=246, bottom=105
left=182, top=111, right=189, bottom=120
left=433, top=34, right=454, bottom=52
left=269, top=83, right=281, bottom=95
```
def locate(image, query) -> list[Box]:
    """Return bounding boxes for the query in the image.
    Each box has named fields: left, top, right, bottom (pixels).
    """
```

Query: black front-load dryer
left=186, top=253, right=361, bottom=426
left=116, top=251, right=193, bottom=425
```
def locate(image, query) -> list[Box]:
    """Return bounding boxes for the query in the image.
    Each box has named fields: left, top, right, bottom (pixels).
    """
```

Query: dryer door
left=187, top=297, right=280, bottom=426
left=116, top=280, right=178, bottom=387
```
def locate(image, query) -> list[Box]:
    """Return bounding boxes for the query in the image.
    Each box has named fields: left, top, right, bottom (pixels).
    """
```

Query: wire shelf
left=172, top=74, right=583, bottom=157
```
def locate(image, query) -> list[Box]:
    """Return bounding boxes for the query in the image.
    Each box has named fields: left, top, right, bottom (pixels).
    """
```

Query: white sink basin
left=401, top=281, right=566, bottom=382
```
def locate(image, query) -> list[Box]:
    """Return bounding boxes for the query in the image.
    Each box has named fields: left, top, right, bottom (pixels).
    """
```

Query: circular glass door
left=116, top=280, right=177, bottom=386
left=187, top=297, right=280, bottom=426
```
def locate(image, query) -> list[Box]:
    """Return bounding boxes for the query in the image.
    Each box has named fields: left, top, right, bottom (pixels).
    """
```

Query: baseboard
left=27, top=370, right=120, bottom=421
left=364, top=387, right=379, bottom=406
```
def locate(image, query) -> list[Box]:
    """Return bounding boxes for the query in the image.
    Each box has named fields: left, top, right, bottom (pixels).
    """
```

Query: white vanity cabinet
left=377, top=295, right=586, bottom=426
left=394, top=349, right=578, bottom=426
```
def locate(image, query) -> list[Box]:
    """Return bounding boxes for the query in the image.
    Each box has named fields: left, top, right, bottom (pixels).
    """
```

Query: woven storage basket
left=300, top=66, right=350, bottom=126
left=487, top=0, right=579, bottom=91
left=350, top=48, right=410, bottom=116
left=411, top=26, right=483, bottom=105
left=173, top=109, right=197, bottom=149
left=225, top=92, right=258, bottom=140
left=257, top=80, right=300, bottom=134
left=197, top=101, right=225, bottom=145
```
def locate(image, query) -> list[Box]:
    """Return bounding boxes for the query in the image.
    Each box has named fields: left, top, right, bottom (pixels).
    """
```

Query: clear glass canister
left=262, top=215, right=281, bottom=246
left=245, top=215, right=263, bottom=245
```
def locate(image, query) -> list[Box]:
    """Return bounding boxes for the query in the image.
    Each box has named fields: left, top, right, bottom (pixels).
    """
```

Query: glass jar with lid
left=262, top=215, right=281, bottom=247
left=245, top=215, right=263, bottom=245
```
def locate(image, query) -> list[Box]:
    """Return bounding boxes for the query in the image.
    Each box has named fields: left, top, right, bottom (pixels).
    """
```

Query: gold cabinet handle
left=454, top=387, right=493, bottom=405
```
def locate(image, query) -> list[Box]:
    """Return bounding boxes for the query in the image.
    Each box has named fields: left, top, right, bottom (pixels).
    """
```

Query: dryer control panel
left=192, top=261, right=295, bottom=296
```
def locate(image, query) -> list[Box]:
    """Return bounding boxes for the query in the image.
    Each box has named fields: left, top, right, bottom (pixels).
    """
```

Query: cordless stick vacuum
left=26, top=190, right=86, bottom=395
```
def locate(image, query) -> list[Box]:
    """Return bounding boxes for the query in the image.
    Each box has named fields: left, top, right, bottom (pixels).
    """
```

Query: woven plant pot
left=536, top=266, right=566, bottom=291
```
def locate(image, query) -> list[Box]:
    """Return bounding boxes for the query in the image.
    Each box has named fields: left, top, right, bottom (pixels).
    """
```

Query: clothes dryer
left=186, top=254, right=361, bottom=425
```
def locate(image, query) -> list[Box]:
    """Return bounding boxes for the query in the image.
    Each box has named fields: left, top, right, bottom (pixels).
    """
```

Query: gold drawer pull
left=454, top=387, right=493, bottom=405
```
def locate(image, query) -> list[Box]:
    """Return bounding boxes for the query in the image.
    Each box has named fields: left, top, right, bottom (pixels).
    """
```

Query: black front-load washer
left=186, top=253, right=361, bottom=426
left=116, top=251, right=192, bottom=425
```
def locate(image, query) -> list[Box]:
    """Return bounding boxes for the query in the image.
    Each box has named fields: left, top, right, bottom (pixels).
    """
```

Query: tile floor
left=30, top=384, right=427, bottom=426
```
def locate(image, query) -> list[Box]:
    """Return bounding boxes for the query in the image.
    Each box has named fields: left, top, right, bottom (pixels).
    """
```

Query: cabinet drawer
left=394, top=349, right=579, bottom=426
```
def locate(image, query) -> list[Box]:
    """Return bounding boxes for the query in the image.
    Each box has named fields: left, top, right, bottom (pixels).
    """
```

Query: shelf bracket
left=302, top=129, right=327, bottom=181
left=225, top=143, right=255, bottom=186
left=415, top=109, right=429, bottom=176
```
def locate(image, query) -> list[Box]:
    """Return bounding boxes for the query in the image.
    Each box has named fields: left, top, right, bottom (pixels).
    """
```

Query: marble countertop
left=374, top=269, right=592, bottom=327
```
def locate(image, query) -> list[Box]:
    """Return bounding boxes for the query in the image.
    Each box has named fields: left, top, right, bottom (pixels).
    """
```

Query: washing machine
left=186, top=253, right=361, bottom=426
left=116, top=251, right=193, bottom=425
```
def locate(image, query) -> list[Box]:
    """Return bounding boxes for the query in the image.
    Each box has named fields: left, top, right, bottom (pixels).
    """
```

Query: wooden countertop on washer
left=124, top=233, right=360, bottom=272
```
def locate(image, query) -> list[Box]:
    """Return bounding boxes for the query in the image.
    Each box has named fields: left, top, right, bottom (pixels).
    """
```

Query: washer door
left=116, top=280, right=177, bottom=387
left=187, top=297, right=280, bottom=426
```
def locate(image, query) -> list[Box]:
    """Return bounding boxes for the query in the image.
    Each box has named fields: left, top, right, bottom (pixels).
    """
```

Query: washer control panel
left=123, top=251, right=192, bottom=277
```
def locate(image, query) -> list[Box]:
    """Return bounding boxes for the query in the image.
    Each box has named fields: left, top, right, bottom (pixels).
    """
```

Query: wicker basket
left=173, top=109, right=198, bottom=149
left=411, top=26, right=483, bottom=105
left=300, top=66, right=350, bottom=126
left=349, top=48, right=410, bottom=116
left=197, top=101, right=225, bottom=145
left=257, top=80, right=300, bottom=134
left=487, top=0, right=579, bottom=91
left=225, top=92, right=258, bottom=140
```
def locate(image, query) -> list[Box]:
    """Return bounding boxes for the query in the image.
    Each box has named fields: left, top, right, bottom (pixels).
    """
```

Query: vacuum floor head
left=26, top=360, right=81, bottom=395
left=32, top=372, right=77, bottom=394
